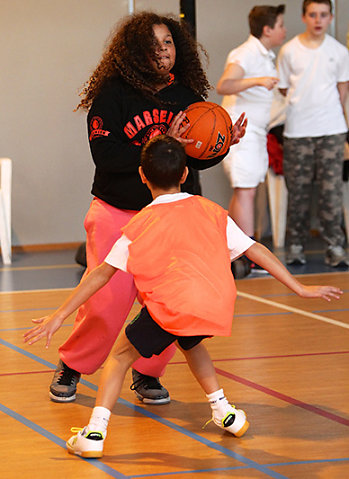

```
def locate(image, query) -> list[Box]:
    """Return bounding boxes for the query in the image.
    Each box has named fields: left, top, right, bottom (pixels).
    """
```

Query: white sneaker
left=286, top=244, right=306, bottom=265
left=66, top=427, right=105, bottom=458
left=325, top=245, right=349, bottom=267
left=212, top=405, right=249, bottom=437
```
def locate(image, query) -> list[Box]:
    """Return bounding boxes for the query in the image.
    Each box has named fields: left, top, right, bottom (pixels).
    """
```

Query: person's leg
left=316, top=133, right=349, bottom=266
left=283, top=137, right=314, bottom=263
left=50, top=199, right=138, bottom=402
left=132, top=345, right=176, bottom=378
left=52, top=198, right=173, bottom=403
left=95, top=333, right=141, bottom=410
left=179, top=341, right=249, bottom=437
left=228, top=187, right=257, bottom=237
left=59, top=198, right=138, bottom=373
left=66, top=332, right=140, bottom=458
left=67, top=305, right=179, bottom=458
left=225, top=128, right=268, bottom=277
left=180, top=340, right=219, bottom=393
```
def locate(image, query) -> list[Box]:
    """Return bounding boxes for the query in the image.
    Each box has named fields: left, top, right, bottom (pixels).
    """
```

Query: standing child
left=277, top=0, right=349, bottom=266
left=49, top=11, right=247, bottom=406
left=24, top=136, right=341, bottom=459
left=217, top=5, right=286, bottom=274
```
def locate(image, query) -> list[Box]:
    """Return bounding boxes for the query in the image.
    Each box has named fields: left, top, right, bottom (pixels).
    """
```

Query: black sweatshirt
left=87, top=77, right=228, bottom=211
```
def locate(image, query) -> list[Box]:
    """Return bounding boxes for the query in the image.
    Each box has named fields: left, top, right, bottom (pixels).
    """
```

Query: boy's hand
left=23, top=315, right=64, bottom=348
left=258, top=76, right=279, bottom=90
left=299, top=285, right=343, bottom=302
left=231, top=112, right=247, bottom=145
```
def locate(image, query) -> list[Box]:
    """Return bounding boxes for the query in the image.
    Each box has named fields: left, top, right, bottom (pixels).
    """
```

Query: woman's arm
left=87, top=90, right=143, bottom=174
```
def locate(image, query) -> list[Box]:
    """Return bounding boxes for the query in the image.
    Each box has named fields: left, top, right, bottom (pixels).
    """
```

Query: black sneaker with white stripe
left=50, top=360, right=81, bottom=402
left=130, top=369, right=170, bottom=405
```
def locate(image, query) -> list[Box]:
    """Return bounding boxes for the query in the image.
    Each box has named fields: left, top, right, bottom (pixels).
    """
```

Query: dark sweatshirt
left=87, top=76, right=227, bottom=211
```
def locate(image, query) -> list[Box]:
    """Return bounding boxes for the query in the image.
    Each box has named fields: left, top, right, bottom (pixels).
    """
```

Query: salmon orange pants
left=59, top=197, right=176, bottom=375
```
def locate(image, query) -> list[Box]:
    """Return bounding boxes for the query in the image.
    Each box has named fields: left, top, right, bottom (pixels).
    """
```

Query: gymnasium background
left=0, top=0, right=348, bottom=247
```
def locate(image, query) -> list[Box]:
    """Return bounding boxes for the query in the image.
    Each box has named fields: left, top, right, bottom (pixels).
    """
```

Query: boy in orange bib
left=24, top=136, right=342, bottom=459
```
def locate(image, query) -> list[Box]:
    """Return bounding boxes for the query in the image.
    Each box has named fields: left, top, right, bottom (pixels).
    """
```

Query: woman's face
left=150, top=23, right=176, bottom=76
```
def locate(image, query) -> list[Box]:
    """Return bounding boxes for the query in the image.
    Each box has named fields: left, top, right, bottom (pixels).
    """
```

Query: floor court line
left=0, top=337, right=289, bottom=479
left=2, top=392, right=348, bottom=479
left=171, top=349, right=349, bottom=364
left=2, top=349, right=349, bottom=378
left=129, top=456, right=349, bottom=478
left=0, top=264, right=80, bottom=272
left=237, top=291, right=349, bottom=329
left=0, top=307, right=60, bottom=314
left=1, top=336, right=348, bottom=427
left=216, top=367, right=349, bottom=427
left=3, top=336, right=348, bottom=476
left=0, top=288, right=73, bottom=295
left=0, top=324, right=73, bottom=332
left=0, top=402, right=128, bottom=479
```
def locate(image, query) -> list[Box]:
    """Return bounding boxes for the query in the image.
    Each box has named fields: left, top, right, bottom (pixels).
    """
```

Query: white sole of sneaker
left=66, top=443, right=103, bottom=458
left=135, top=392, right=171, bottom=405
left=49, top=392, right=76, bottom=403
left=325, top=258, right=349, bottom=267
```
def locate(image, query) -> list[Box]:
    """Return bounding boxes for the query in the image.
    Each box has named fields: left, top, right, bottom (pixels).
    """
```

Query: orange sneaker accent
left=233, top=420, right=250, bottom=437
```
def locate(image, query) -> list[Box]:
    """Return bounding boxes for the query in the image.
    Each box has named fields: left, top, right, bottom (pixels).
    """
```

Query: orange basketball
left=180, top=102, right=233, bottom=160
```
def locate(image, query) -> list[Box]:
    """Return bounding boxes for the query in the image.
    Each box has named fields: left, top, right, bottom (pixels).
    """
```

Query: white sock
left=206, top=389, right=231, bottom=420
left=88, top=406, right=111, bottom=435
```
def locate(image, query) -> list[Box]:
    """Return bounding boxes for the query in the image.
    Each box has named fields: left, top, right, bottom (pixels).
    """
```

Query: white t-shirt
left=105, top=193, right=255, bottom=270
left=277, top=34, right=349, bottom=138
left=221, top=35, right=277, bottom=131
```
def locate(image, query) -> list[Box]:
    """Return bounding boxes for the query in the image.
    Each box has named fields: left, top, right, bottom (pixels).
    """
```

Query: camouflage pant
left=283, top=133, right=346, bottom=247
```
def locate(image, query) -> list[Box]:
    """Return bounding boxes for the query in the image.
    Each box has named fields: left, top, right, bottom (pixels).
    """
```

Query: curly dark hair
left=76, top=11, right=211, bottom=111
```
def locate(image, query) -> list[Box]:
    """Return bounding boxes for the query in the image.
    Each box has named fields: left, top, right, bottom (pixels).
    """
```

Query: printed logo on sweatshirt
left=123, top=109, right=174, bottom=139
left=89, top=116, right=110, bottom=140
left=131, top=124, right=168, bottom=146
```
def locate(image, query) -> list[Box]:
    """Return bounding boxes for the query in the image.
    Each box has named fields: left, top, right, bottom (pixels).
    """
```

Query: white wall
left=1, top=0, right=348, bottom=246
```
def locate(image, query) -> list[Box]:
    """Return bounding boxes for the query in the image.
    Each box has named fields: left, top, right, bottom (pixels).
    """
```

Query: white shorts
left=223, top=126, right=268, bottom=188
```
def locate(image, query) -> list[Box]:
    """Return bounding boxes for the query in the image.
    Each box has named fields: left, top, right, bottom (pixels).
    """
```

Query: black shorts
left=125, top=306, right=209, bottom=358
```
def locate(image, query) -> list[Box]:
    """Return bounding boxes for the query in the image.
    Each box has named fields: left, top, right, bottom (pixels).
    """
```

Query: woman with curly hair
left=48, top=11, right=247, bottom=405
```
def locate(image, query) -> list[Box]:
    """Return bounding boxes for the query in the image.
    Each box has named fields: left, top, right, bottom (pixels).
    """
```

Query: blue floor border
left=1, top=337, right=348, bottom=478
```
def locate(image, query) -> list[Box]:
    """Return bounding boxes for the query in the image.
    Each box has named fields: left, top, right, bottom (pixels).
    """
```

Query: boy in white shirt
left=217, top=5, right=286, bottom=275
left=277, top=0, right=349, bottom=267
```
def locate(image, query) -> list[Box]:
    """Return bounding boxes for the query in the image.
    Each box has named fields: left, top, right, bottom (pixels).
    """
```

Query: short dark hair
left=141, top=136, right=187, bottom=189
left=249, top=4, right=285, bottom=38
left=302, top=0, right=332, bottom=15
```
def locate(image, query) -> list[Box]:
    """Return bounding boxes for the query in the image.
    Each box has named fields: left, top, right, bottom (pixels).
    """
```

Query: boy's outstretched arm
left=245, top=243, right=342, bottom=301
left=23, top=262, right=117, bottom=348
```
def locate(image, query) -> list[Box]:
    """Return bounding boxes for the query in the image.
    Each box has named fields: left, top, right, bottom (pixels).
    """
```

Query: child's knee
left=111, top=332, right=139, bottom=363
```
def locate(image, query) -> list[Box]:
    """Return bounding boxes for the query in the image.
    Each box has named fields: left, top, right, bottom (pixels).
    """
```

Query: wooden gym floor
left=0, top=244, right=348, bottom=478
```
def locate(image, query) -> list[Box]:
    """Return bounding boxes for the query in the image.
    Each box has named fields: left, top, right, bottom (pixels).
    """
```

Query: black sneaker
left=49, top=360, right=81, bottom=403
left=130, top=369, right=170, bottom=405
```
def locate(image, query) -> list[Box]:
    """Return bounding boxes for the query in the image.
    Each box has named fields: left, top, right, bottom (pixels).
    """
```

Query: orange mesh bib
left=122, top=196, right=236, bottom=336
